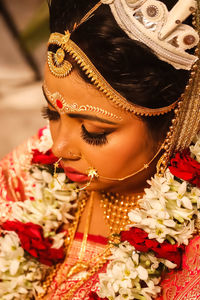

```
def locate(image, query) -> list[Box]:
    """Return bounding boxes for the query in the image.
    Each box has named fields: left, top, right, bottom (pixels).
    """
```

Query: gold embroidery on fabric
left=50, top=238, right=104, bottom=299
left=177, top=275, right=200, bottom=300
left=161, top=237, right=200, bottom=300
left=184, top=238, right=200, bottom=271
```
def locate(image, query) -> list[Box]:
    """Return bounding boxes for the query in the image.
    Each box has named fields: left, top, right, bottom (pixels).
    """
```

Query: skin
left=40, top=62, right=163, bottom=299
left=43, top=63, right=163, bottom=241
left=44, top=64, right=160, bottom=195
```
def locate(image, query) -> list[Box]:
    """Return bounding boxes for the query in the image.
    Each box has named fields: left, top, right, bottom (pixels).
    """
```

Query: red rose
left=31, top=149, right=58, bottom=165
left=88, top=292, right=108, bottom=300
left=2, top=221, right=65, bottom=266
left=121, top=227, right=184, bottom=268
left=151, top=242, right=185, bottom=269
left=169, top=150, right=200, bottom=188
left=121, top=227, right=158, bottom=252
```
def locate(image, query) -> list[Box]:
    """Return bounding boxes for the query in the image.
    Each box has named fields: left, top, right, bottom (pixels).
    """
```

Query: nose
left=51, top=122, right=81, bottom=161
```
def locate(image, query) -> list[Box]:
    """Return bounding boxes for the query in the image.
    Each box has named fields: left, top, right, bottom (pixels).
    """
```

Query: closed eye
left=41, top=106, right=60, bottom=121
left=81, top=124, right=109, bottom=146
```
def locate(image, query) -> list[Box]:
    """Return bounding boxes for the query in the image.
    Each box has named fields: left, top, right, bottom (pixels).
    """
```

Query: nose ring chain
left=53, top=156, right=98, bottom=192
left=53, top=152, right=81, bottom=180
left=53, top=157, right=62, bottom=180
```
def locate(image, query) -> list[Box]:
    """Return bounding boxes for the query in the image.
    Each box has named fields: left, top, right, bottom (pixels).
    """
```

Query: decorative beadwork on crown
left=102, top=0, right=199, bottom=70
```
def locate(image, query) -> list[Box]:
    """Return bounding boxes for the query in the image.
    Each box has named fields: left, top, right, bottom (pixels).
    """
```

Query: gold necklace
left=37, top=191, right=88, bottom=299
left=101, top=191, right=142, bottom=240
left=64, top=190, right=95, bottom=279
left=38, top=190, right=143, bottom=299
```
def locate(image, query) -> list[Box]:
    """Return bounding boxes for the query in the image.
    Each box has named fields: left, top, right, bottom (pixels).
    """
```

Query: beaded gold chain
left=37, top=191, right=88, bottom=299
left=100, top=192, right=142, bottom=240
left=37, top=190, right=142, bottom=299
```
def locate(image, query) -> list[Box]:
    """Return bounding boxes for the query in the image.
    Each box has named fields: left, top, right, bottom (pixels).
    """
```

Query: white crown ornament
left=101, top=0, right=199, bottom=70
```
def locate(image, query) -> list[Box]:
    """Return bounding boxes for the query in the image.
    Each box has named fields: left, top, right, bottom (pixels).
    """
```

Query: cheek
left=83, top=125, right=151, bottom=176
left=49, top=122, right=58, bottom=142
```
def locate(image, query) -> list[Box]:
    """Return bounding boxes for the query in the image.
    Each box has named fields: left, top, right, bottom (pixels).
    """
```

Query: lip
left=62, top=166, right=90, bottom=183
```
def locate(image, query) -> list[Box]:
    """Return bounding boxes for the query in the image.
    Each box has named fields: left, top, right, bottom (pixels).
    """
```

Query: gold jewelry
left=64, top=191, right=95, bottom=279
left=100, top=191, right=142, bottom=238
left=66, top=151, right=81, bottom=159
left=47, top=31, right=178, bottom=116
left=38, top=191, right=112, bottom=300
left=47, top=47, right=72, bottom=77
left=38, top=190, right=142, bottom=299
left=43, top=83, right=123, bottom=121
left=77, top=168, right=99, bottom=192
left=53, top=157, right=62, bottom=179
left=99, top=143, right=164, bottom=182
left=157, top=4, right=200, bottom=174
left=53, top=156, right=98, bottom=192
left=37, top=191, right=88, bottom=299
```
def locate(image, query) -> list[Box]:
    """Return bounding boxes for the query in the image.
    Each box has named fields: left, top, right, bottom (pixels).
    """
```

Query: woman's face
left=44, top=64, right=157, bottom=193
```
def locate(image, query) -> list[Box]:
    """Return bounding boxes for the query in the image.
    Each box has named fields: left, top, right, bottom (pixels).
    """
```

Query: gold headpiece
left=47, top=30, right=177, bottom=116
left=47, top=0, right=200, bottom=171
left=47, top=0, right=178, bottom=117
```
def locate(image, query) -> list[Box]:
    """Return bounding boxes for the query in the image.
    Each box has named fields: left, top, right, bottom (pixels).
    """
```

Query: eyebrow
left=42, top=87, right=118, bottom=125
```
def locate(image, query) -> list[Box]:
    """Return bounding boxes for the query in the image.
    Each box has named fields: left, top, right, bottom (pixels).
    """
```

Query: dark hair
left=48, top=0, right=190, bottom=141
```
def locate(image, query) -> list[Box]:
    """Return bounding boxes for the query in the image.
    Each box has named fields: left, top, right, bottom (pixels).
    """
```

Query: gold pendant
left=66, top=261, right=88, bottom=279
left=47, top=49, right=73, bottom=77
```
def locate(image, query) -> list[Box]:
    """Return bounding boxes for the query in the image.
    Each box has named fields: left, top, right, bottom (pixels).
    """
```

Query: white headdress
left=101, top=0, right=199, bottom=70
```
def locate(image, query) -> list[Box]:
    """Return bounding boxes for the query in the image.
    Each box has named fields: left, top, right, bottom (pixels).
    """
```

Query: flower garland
left=91, top=133, right=200, bottom=300
left=0, top=127, right=78, bottom=299
left=0, top=127, right=200, bottom=300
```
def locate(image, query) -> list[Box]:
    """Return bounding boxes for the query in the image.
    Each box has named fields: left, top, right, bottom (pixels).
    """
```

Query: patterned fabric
left=48, top=233, right=107, bottom=299
left=46, top=233, right=200, bottom=300
left=0, top=135, right=37, bottom=203
left=159, top=236, right=200, bottom=300
left=0, top=136, right=200, bottom=299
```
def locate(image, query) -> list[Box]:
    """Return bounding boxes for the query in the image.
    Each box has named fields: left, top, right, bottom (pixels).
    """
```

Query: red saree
left=0, top=136, right=200, bottom=299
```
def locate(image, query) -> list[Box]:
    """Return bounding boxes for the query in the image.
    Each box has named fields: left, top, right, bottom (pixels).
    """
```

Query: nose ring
left=67, top=152, right=82, bottom=159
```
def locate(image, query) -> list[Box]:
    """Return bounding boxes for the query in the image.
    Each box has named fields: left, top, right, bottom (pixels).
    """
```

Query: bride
left=0, top=0, right=200, bottom=299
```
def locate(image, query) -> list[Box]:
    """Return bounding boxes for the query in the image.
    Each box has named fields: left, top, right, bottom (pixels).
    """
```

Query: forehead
left=44, top=63, right=136, bottom=123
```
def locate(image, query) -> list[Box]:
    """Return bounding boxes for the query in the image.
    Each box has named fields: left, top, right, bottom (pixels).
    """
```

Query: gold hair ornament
left=47, top=30, right=178, bottom=116
left=157, top=1, right=200, bottom=174
left=48, top=0, right=200, bottom=175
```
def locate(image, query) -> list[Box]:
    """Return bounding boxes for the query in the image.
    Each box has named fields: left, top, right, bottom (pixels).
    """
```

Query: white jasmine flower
left=51, top=232, right=66, bottom=248
left=37, top=127, right=53, bottom=153
left=136, top=265, right=148, bottom=280
left=190, top=133, right=200, bottom=162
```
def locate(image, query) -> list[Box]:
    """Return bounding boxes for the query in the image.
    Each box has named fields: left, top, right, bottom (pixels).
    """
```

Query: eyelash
left=81, top=124, right=108, bottom=146
left=42, top=106, right=60, bottom=121
left=41, top=107, right=109, bottom=146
